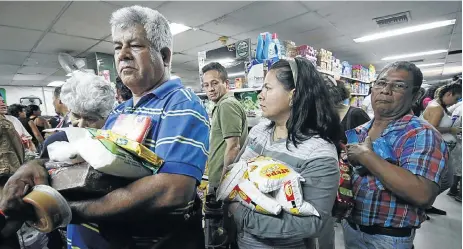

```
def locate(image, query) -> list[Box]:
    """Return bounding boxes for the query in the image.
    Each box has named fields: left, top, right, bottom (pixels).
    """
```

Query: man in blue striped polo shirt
left=0, top=5, right=209, bottom=249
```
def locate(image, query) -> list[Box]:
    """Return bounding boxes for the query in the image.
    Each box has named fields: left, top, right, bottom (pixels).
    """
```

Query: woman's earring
left=289, top=99, right=293, bottom=107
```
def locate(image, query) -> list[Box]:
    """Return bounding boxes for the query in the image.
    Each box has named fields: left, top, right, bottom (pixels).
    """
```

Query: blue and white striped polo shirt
left=103, top=78, right=210, bottom=182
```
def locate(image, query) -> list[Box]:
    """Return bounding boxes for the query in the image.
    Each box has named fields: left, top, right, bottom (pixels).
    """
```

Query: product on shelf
left=317, top=49, right=333, bottom=72
left=369, top=64, right=376, bottom=82
left=284, top=41, right=297, bottom=59
left=297, top=45, right=317, bottom=67
left=341, top=61, right=352, bottom=78
left=332, top=57, right=342, bottom=76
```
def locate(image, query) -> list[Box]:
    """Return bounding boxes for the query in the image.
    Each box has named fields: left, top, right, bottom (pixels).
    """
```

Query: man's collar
left=355, top=114, right=416, bottom=135
left=216, top=91, right=234, bottom=105
left=122, top=78, right=184, bottom=108
left=150, top=78, right=184, bottom=99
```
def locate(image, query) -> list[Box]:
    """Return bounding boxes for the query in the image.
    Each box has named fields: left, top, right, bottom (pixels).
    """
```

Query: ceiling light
left=381, top=49, right=448, bottom=61
left=170, top=23, right=191, bottom=36
left=416, top=62, right=445, bottom=68
left=171, top=75, right=180, bottom=79
left=354, top=19, right=456, bottom=43
left=47, top=81, right=65, bottom=87
left=213, top=58, right=235, bottom=64
left=228, top=72, right=245, bottom=78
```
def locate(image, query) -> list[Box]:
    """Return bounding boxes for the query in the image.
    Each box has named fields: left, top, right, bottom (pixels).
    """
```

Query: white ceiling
left=0, top=1, right=461, bottom=91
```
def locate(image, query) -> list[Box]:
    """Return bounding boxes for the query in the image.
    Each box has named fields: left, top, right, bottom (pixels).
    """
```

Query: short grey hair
left=110, top=5, right=173, bottom=55
left=61, top=72, right=115, bottom=118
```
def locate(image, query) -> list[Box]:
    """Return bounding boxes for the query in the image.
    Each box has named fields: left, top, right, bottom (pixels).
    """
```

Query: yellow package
left=247, top=156, right=303, bottom=193
left=275, top=177, right=319, bottom=217
left=229, top=180, right=282, bottom=215
left=88, top=129, right=164, bottom=173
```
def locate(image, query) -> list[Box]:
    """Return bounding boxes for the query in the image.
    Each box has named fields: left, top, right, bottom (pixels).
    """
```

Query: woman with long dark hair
left=226, top=57, right=341, bottom=249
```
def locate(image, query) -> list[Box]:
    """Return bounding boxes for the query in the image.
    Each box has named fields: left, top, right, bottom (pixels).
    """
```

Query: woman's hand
left=0, top=159, right=49, bottom=218
left=346, top=136, right=373, bottom=165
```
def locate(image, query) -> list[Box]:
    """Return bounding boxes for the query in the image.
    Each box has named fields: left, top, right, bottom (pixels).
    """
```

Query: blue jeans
left=341, top=220, right=415, bottom=249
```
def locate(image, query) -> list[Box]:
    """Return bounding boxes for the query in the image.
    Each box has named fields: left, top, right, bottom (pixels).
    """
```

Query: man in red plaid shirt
left=342, top=61, right=449, bottom=249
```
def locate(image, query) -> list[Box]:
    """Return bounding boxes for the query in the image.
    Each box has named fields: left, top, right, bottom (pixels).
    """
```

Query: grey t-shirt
left=232, top=121, right=339, bottom=249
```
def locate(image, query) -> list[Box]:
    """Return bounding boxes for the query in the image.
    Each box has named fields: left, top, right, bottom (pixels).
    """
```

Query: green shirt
left=207, top=92, right=248, bottom=188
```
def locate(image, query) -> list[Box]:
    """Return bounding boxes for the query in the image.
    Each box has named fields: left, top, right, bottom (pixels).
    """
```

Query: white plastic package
left=275, top=177, right=320, bottom=217
left=73, top=136, right=152, bottom=179
left=230, top=180, right=282, bottom=215
left=48, top=141, right=84, bottom=165
left=247, top=156, right=303, bottom=193
left=216, top=160, right=248, bottom=201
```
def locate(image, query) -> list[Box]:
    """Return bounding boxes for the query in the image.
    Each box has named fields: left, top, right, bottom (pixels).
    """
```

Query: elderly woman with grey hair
left=60, top=71, right=115, bottom=128
left=38, top=71, right=116, bottom=248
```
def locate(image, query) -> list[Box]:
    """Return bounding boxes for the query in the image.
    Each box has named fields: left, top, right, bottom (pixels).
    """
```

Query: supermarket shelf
left=195, top=87, right=261, bottom=97
left=350, top=93, right=368, bottom=96
left=317, top=70, right=371, bottom=84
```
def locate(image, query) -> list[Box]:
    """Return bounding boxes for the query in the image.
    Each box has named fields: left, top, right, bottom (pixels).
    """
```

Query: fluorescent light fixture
left=170, top=23, right=191, bottom=36
left=381, top=49, right=448, bottom=61
left=47, top=81, right=65, bottom=87
left=354, top=19, right=456, bottom=43
left=171, top=75, right=180, bottom=79
left=416, top=62, right=445, bottom=68
left=228, top=72, right=245, bottom=78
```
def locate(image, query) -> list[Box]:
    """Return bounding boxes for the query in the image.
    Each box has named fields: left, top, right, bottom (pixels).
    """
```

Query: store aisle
left=334, top=190, right=462, bottom=249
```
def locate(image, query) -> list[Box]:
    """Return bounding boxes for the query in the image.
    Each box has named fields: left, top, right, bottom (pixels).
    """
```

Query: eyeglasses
left=372, top=80, right=409, bottom=92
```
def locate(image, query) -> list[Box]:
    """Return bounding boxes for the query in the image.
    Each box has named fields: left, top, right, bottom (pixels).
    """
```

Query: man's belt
left=347, top=221, right=413, bottom=237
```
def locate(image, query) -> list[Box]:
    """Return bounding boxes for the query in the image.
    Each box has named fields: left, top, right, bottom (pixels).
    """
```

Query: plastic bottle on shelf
left=256, top=34, right=264, bottom=63
left=272, top=33, right=282, bottom=60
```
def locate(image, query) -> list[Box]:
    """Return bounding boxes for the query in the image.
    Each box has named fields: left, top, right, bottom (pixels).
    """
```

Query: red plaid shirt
left=346, top=115, right=448, bottom=228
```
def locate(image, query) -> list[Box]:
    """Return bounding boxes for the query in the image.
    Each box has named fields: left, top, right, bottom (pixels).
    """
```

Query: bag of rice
left=216, top=160, right=248, bottom=201
left=229, top=180, right=282, bottom=215
left=247, top=156, right=303, bottom=193
left=275, top=177, right=320, bottom=217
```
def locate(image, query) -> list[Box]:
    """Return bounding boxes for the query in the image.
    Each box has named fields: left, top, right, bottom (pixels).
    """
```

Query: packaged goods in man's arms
left=46, top=127, right=163, bottom=197
left=217, top=156, right=319, bottom=217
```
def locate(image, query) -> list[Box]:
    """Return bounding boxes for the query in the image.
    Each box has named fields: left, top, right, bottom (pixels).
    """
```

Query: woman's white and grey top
left=232, top=121, right=340, bottom=249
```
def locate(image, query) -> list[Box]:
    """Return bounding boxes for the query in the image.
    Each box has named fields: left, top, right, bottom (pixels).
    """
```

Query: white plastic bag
left=275, top=177, right=319, bottom=217
left=247, top=156, right=303, bottom=193
left=48, top=141, right=84, bottom=164
left=230, top=180, right=282, bottom=215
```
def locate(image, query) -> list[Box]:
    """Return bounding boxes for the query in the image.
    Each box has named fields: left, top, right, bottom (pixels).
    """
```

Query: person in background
left=325, top=75, right=371, bottom=144
left=6, top=103, right=36, bottom=152
left=447, top=100, right=462, bottom=202
left=343, top=61, right=448, bottom=249
left=115, top=76, right=133, bottom=104
left=227, top=57, right=341, bottom=249
left=420, top=84, right=440, bottom=110
left=39, top=71, right=116, bottom=249
left=420, top=82, right=462, bottom=215
left=202, top=62, right=248, bottom=195
left=25, top=104, right=50, bottom=149
left=411, top=87, right=426, bottom=116
left=319, top=75, right=370, bottom=249
left=0, top=6, right=209, bottom=249
left=52, top=86, right=71, bottom=128
left=361, top=87, right=374, bottom=119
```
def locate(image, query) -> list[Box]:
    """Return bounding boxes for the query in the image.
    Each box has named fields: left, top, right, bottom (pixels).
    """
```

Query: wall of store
left=0, top=86, right=56, bottom=116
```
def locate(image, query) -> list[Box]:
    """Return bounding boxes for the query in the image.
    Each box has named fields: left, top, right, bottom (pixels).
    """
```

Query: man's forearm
left=224, top=144, right=240, bottom=168
left=68, top=174, right=195, bottom=222
left=360, top=151, right=437, bottom=207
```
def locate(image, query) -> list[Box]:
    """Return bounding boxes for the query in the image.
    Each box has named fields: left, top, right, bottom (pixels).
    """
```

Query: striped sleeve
left=398, top=128, right=448, bottom=184
left=155, top=100, right=210, bottom=182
